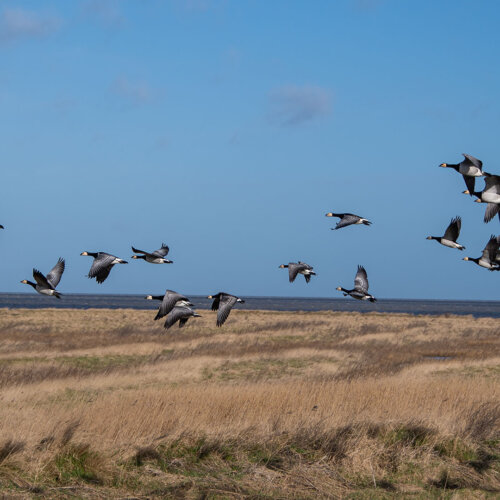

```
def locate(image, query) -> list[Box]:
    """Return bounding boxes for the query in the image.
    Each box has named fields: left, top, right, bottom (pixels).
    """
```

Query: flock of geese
left=5, top=152, right=499, bottom=328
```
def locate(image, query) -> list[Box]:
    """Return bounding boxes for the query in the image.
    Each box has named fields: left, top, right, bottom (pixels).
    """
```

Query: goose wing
left=484, top=203, right=500, bottom=223
left=88, top=253, right=116, bottom=283
left=33, top=269, right=52, bottom=289
left=164, top=306, right=192, bottom=329
left=155, top=290, right=187, bottom=320
left=216, top=294, right=238, bottom=327
left=482, top=235, right=499, bottom=263
left=151, top=243, right=169, bottom=258
left=288, top=263, right=304, bottom=282
left=211, top=294, right=221, bottom=311
left=46, top=258, right=65, bottom=288
left=483, top=174, right=500, bottom=193
left=463, top=175, right=476, bottom=194
left=354, top=265, right=369, bottom=293
left=443, top=217, right=461, bottom=242
left=333, top=214, right=360, bottom=229
left=462, top=154, right=482, bottom=169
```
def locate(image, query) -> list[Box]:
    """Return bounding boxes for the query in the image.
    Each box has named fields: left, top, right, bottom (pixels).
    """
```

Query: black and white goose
left=325, top=212, right=371, bottom=229
left=164, top=305, right=201, bottom=329
left=463, top=234, right=500, bottom=270
left=145, top=290, right=193, bottom=320
left=336, top=265, right=376, bottom=302
left=426, top=216, right=465, bottom=250
left=21, top=258, right=65, bottom=299
left=463, top=174, right=500, bottom=223
left=279, top=261, right=316, bottom=283
left=80, top=251, right=128, bottom=283
left=208, top=292, right=245, bottom=327
left=131, top=243, right=173, bottom=264
left=440, top=153, right=486, bottom=194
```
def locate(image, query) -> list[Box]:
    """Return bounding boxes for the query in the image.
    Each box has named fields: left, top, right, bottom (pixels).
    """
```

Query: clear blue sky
left=1, top=0, right=500, bottom=300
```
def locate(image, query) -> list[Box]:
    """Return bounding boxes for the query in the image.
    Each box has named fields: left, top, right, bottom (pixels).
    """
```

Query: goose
left=145, top=290, right=193, bottom=320
left=80, top=251, right=127, bottom=283
left=0, top=225, right=3, bottom=229
left=336, top=265, right=376, bottom=302
left=463, top=174, right=500, bottom=222
left=426, top=216, right=465, bottom=250
left=21, top=258, right=65, bottom=298
left=463, top=234, right=499, bottom=270
left=440, top=153, right=486, bottom=194
left=131, top=243, right=173, bottom=264
left=325, top=212, right=371, bottom=229
left=279, top=261, right=316, bottom=283
left=163, top=305, right=201, bottom=329
left=208, top=292, right=245, bottom=327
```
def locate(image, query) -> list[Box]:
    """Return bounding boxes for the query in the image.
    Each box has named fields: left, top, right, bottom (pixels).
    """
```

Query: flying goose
left=279, top=261, right=316, bottom=283
left=145, top=290, right=193, bottom=320
left=164, top=305, right=201, bottom=329
left=208, top=292, right=245, bottom=327
left=440, top=153, right=486, bottom=194
left=336, top=265, right=376, bottom=302
left=80, top=251, right=127, bottom=283
left=426, top=216, right=465, bottom=250
left=21, top=258, right=65, bottom=299
left=463, top=234, right=500, bottom=270
left=131, top=243, right=173, bottom=264
left=325, top=212, right=371, bottom=229
left=463, top=174, right=500, bottom=222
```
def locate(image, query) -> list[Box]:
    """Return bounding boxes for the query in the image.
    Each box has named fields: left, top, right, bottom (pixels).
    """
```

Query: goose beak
left=439, top=163, right=447, bottom=167
left=474, top=199, right=481, bottom=203
left=336, top=286, right=342, bottom=291
left=145, top=295, right=153, bottom=300
left=463, top=257, right=469, bottom=261
left=207, top=295, right=213, bottom=299
left=325, top=212, right=333, bottom=217
left=20, top=280, right=27, bottom=284
left=426, top=236, right=432, bottom=240
left=80, top=251, right=88, bottom=256
left=462, top=190, right=470, bottom=195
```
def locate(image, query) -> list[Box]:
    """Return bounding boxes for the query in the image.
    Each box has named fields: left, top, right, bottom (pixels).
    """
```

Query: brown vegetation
left=0, top=307, right=498, bottom=498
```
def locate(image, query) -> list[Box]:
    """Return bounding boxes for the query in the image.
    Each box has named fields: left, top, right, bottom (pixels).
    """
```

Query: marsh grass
left=0, top=308, right=498, bottom=498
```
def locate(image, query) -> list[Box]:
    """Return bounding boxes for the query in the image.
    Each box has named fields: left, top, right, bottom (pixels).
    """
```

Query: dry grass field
left=0, top=307, right=498, bottom=498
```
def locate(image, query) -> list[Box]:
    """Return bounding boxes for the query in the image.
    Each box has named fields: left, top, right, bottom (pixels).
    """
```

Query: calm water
left=1, top=293, right=500, bottom=318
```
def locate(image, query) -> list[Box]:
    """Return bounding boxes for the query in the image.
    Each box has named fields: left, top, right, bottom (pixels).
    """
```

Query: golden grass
left=0, top=308, right=498, bottom=498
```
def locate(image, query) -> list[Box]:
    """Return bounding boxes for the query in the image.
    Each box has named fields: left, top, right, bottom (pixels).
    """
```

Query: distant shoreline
left=1, top=293, right=500, bottom=318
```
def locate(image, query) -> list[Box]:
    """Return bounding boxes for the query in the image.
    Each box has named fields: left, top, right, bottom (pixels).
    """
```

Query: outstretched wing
left=32, top=269, right=52, bottom=289
left=482, top=235, right=499, bottom=263
left=463, top=175, right=475, bottom=194
left=155, top=290, right=187, bottom=320
left=288, top=263, right=303, bottom=283
left=484, top=203, right=500, bottom=223
left=164, top=306, right=192, bottom=329
left=211, top=294, right=221, bottom=311
left=131, top=246, right=148, bottom=255
left=334, top=214, right=360, bottom=230
left=483, top=174, right=500, bottom=194
left=46, top=258, right=65, bottom=288
left=88, top=253, right=116, bottom=283
left=443, top=217, right=461, bottom=242
left=152, top=243, right=169, bottom=258
left=354, top=265, right=369, bottom=293
left=216, top=294, right=238, bottom=327
left=462, top=154, right=482, bottom=169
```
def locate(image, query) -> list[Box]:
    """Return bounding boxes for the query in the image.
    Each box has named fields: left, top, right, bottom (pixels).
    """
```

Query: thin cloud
left=81, top=0, right=124, bottom=26
left=0, top=8, right=61, bottom=44
left=110, top=77, right=155, bottom=104
left=269, top=85, right=332, bottom=126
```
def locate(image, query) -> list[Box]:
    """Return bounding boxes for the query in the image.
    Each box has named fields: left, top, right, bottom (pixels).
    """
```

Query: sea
left=1, top=293, right=500, bottom=318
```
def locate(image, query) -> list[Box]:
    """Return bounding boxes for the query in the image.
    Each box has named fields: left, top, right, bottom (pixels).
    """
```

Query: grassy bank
left=0, top=308, right=498, bottom=498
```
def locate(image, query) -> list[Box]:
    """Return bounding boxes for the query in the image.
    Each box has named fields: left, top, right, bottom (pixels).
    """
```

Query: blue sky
left=2, top=0, right=500, bottom=300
